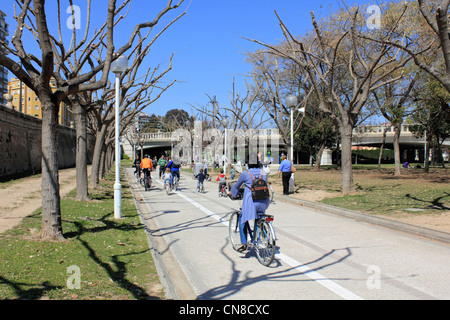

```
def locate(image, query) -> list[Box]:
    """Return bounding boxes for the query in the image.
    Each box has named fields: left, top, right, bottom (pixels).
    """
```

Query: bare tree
left=373, top=71, right=419, bottom=176
left=247, top=7, right=409, bottom=194
left=363, top=1, right=450, bottom=95
left=192, top=79, right=270, bottom=131
left=246, top=51, right=310, bottom=161
left=89, top=55, right=177, bottom=187
left=0, top=0, right=186, bottom=240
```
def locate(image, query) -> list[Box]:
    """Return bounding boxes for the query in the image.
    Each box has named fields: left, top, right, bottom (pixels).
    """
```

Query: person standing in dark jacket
left=133, top=155, right=141, bottom=177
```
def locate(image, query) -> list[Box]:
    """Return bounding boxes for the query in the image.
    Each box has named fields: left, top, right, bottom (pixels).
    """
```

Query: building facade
left=6, top=77, right=73, bottom=126
left=0, top=10, right=9, bottom=105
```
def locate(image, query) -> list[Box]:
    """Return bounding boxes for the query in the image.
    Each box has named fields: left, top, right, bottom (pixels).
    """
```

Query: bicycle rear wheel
left=165, top=183, right=170, bottom=195
left=255, top=220, right=276, bottom=266
left=229, top=212, right=241, bottom=251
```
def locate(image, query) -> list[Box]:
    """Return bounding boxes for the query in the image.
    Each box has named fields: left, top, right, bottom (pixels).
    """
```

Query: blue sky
left=2, top=0, right=378, bottom=117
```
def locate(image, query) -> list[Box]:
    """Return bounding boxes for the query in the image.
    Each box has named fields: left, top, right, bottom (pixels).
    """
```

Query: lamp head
left=286, top=95, right=298, bottom=109
left=222, top=116, right=229, bottom=127
left=111, top=55, right=128, bottom=74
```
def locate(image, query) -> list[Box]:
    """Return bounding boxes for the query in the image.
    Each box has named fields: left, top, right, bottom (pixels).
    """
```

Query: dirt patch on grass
left=0, top=167, right=80, bottom=233
left=269, top=167, right=450, bottom=234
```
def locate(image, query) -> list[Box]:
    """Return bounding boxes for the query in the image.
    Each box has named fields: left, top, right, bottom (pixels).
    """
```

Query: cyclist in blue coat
left=167, top=156, right=181, bottom=186
left=228, top=160, right=270, bottom=252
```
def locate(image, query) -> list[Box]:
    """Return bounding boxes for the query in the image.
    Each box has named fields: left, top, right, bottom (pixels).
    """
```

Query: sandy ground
left=0, top=167, right=82, bottom=233
left=1, top=167, right=449, bottom=235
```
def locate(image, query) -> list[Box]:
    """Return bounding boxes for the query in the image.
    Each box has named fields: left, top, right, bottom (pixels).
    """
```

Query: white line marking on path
left=153, top=179, right=363, bottom=300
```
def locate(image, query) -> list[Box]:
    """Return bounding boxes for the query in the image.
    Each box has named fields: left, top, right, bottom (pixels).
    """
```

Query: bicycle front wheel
left=269, top=184, right=274, bottom=202
left=229, top=212, right=241, bottom=252
left=255, top=220, right=276, bottom=266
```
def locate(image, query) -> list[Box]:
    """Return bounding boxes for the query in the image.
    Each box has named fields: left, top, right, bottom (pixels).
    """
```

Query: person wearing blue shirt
left=228, top=160, right=270, bottom=252
left=167, top=156, right=181, bottom=187
left=278, top=155, right=292, bottom=195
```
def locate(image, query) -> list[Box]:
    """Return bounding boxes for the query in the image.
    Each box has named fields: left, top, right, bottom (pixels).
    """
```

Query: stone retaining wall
left=0, top=105, right=95, bottom=180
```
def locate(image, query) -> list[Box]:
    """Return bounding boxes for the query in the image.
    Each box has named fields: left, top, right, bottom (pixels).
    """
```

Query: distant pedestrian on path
left=278, top=155, right=292, bottom=195
left=158, top=155, right=168, bottom=179
left=133, top=155, right=141, bottom=177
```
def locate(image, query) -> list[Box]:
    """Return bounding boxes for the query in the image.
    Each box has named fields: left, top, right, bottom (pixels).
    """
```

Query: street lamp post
left=286, top=95, right=298, bottom=162
left=222, top=116, right=229, bottom=175
left=285, top=95, right=306, bottom=193
left=111, top=55, right=128, bottom=219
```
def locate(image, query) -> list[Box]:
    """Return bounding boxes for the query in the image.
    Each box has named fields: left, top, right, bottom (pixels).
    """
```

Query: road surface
left=126, top=168, right=450, bottom=300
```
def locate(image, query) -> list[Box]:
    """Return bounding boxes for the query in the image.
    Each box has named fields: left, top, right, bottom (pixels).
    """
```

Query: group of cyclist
left=133, top=154, right=181, bottom=189
left=135, top=152, right=276, bottom=255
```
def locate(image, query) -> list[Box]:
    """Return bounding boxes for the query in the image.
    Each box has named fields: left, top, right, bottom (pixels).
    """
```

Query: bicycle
left=196, top=182, right=205, bottom=194
left=141, top=169, right=152, bottom=191
left=135, top=168, right=141, bottom=183
left=268, top=182, right=274, bottom=203
left=172, top=175, right=179, bottom=191
left=164, top=179, right=171, bottom=195
left=228, top=189, right=277, bottom=267
left=139, top=172, right=145, bottom=187
left=218, top=183, right=227, bottom=197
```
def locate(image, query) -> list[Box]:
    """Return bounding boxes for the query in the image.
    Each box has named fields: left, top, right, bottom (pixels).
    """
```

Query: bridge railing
left=140, top=132, right=173, bottom=140
left=140, top=129, right=282, bottom=142
left=353, top=124, right=417, bottom=135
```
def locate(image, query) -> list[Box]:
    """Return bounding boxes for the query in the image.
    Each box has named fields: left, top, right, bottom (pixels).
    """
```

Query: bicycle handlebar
left=227, top=183, right=244, bottom=200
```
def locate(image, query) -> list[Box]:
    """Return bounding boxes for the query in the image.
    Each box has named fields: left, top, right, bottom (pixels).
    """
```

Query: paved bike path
left=127, top=169, right=450, bottom=300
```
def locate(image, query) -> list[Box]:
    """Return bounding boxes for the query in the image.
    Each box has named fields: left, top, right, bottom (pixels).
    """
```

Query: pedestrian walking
left=158, top=155, right=168, bottom=179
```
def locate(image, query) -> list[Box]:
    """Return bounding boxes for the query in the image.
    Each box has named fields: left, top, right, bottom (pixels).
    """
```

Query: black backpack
left=246, top=169, right=270, bottom=200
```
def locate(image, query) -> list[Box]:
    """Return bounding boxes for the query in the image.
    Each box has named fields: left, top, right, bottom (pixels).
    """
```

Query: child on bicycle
left=216, top=169, right=227, bottom=194
left=195, top=168, right=206, bottom=192
left=163, top=168, right=173, bottom=189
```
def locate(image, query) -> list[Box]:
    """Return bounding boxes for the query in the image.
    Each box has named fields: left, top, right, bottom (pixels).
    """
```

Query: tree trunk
left=393, top=123, right=402, bottom=176
left=99, top=146, right=106, bottom=181
left=378, top=127, right=387, bottom=170
left=314, top=143, right=325, bottom=172
left=73, top=101, right=90, bottom=201
left=339, top=125, right=355, bottom=194
left=424, top=132, right=432, bottom=173
left=91, top=125, right=109, bottom=187
left=106, top=143, right=114, bottom=173
left=40, top=99, right=64, bottom=241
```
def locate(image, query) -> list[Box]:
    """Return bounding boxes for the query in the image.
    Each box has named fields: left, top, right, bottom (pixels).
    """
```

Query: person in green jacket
left=158, top=155, right=168, bottom=179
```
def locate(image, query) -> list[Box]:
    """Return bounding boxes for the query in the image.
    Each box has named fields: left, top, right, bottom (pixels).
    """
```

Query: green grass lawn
left=187, top=163, right=449, bottom=217
left=292, top=166, right=450, bottom=217
left=0, top=161, right=163, bottom=300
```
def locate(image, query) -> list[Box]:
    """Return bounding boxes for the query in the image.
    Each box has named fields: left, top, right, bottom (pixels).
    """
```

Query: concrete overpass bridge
left=122, top=125, right=448, bottom=163
left=352, top=124, right=449, bottom=148
left=352, top=124, right=449, bottom=163
left=122, top=129, right=286, bottom=160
